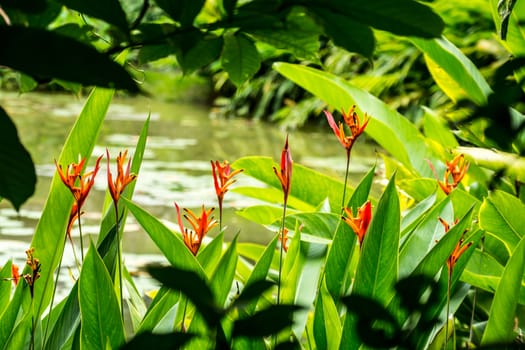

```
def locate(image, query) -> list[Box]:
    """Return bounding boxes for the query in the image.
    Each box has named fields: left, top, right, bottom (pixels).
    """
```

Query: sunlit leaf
left=0, top=107, right=36, bottom=211
left=481, top=235, right=525, bottom=345
left=79, top=243, right=125, bottom=349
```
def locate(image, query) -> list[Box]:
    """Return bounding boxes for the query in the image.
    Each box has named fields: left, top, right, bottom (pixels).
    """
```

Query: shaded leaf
left=120, top=331, right=194, bottom=350
left=0, top=107, right=36, bottom=211
left=233, top=304, right=301, bottom=338
left=154, top=0, right=204, bottom=27
left=0, top=26, right=139, bottom=93
left=497, top=0, right=518, bottom=39
left=312, top=8, right=374, bottom=58
left=147, top=265, right=223, bottom=327
left=56, top=0, right=128, bottom=33
left=221, top=32, right=261, bottom=86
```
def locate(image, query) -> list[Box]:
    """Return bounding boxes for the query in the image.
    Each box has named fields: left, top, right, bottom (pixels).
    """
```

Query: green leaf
left=0, top=27, right=139, bottom=93
left=325, top=166, right=375, bottom=298
left=232, top=156, right=349, bottom=213
left=210, top=236, right=239, bottom=307
left=198, top=231, right=225, bottom=276
left=321, top=0, right=444, bottom=38
left=321, top=282, right=342, bottom=349
left=497, top=0, right=518, bottom=40
left=410, top=37, right=492, bottom=106
left=154, top=0, right=205, bottom=27
left=273, top=63, right=439, bottom=177
left=177, top=36, right=223, bottom=74
left=0, top=261, right=13, bottom=312
left=30, top=87, right=114, bottom=321
left=147, top=265, right=223, bottom=327
left=79, top=242, right=125, bottom=349
left=221, top=33, right=261, bottom=86
left=233, top=304, right=301, bottom=337
left=422, top=107, right=459, bottom=149
left=340, top=173, right=400, bottom=349
left=120, top=331, right=194, bottom=350
left=481, top=235, right=525, bottom=345
left=312, top=8, right=374, bottom=58
left=479, top=190, right=525, bottom=258
left=123, top=198, right=207, bottom=279
left=236, top=205, right=285, bottom=225
left=56, top=0, right=129, bottom=33
left=0, top=107, right=36, bottom=211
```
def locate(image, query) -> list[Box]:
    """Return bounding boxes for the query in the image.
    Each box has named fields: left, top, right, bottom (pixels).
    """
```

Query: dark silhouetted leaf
left=223, top=0, right=237, bottom=17
left=147, top=265, right=223, bottom=326
left=154, top=0, right=204, bottom=27
left=341, top=294, right=401, bottom=348
left=120, top=331, right=195, bottom=350
left=232, top=280, right=275, bottom=307
left=233, top=304, right=301, bottom=338
left=0, top=107, right=36, bottom=211
left=0, top=26, right=140, bottom=93
left=313, top=8, right=375, bottom=58
left=55, top=0, right=129, bottom=33
left=0, top=0, right=47, bottom=13
left=176, top=34, right=223, bottom=74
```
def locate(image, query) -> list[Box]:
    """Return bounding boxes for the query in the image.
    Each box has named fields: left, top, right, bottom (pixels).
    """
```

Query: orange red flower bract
left=175, top=203, right=217, bottom=256
left=107, top=149, right=137, bottom=204
left=273, top=135, right=293, bottom=203
left=211, top=160, right=243, bottom=212
left=432, top=154, right=469, bottom=195
left=324, top=105, right=369, bottom=154
left=439, top=217, right=473, bottom=272
left=11, top=263, right=20, bottom=286
left=342, top=200, right=372, bottom=248
left=55, top=155, right=102, bottom=236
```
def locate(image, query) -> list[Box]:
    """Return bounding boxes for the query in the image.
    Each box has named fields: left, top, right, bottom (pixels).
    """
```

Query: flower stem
left=43, top=235, right=67, bottom=345
left=341, top=150, right=351, bottom=214
left=77, top=202, right=84, bottom=262
left=445, top=268, right=452, bottom=350
left=277, top=202, right=288, bottom=305
left=114, top=204, right=124, bottom=322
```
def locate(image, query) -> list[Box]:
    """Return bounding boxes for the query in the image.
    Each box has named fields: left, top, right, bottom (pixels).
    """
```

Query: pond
left=0, top=90, right=379, bottom=296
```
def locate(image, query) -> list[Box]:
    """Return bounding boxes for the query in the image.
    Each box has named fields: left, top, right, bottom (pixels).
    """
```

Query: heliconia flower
left=55, top=155, right=103, bottom=210
left=23, top=248, right=41, bottom=298
left=439, top=217, right=473, bottom=272
left=175, top=203, right=218, bottom=256
left=324, top=105, right=369, bottom=153
left=107, top=149, right=137, bottom=204
left=279, top=228, right=289, bottom=253
left=273, top=135, right=293, bottom=203
left=429, top=154, right=469, bottom=195
left=11, top=264, right=20, bottom=286
left=211, top=160, right=243, bottom=209
left=342, top=200, right=372, bottom=248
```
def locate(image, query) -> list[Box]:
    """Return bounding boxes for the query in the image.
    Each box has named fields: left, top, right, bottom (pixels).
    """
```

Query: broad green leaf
left=422, top=107, right=459, bottom=150
left=221, top=33, right=261, bottom=86
left=154, top=0, right=205, bottom=27
left=30, top=87, right=114, bottom=320
left=462, top=250, right=504, bottom=295
left=491, top=0, right=525, bottom=57
left=238, top=236, right=278, bottom=314
left=325, top=165, right=375, bottom=299
left=232, top=156, right=349, bottom=213
left=198, top=231, right=225, bottom=277
left=79, top=242, right=125, bottom=350
left=123, top=198, right=207, bottom=280
left=124, top=266, right=147, bottom=332
left=177, top=36, right=223, bottom=74
left=0, top=280, right=31, bottom=350
left=0, top=261, right=13, bottom=312
left=410, top=36, right=492, bottom=106
left=56, top=0, right=128, bottom=32
left=482, top=235, right=525, bottom=345
left=479, top=190, right=525, bottom=257
left=399, top=197, right=453, bottom=278
left=274, top=63, right=439, bottom=177
left=0, top=107, right=35, bottom=211
left=312, top=8, right=374, bottom=58
left=210, top=236, right=239, bottom=307
left=0, top=27, right=139, bottom=93
left=495, top=0, right=519, bottom=40
left=400, top=192, right=438, bottom=235
left=321, top=281, right=342, bottom=349
left=236, top=205, right=286, bottom=225
left=458, top=146, right=525, bottom=183
left=137, top=287, right=180, bottom=333
left=340, top=173, right=400, bottom=349
left=317, top=0, right=443, bottom=38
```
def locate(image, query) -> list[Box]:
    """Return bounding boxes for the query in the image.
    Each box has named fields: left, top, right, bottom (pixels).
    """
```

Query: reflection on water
left=0, top=91, right=378, bottom=295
